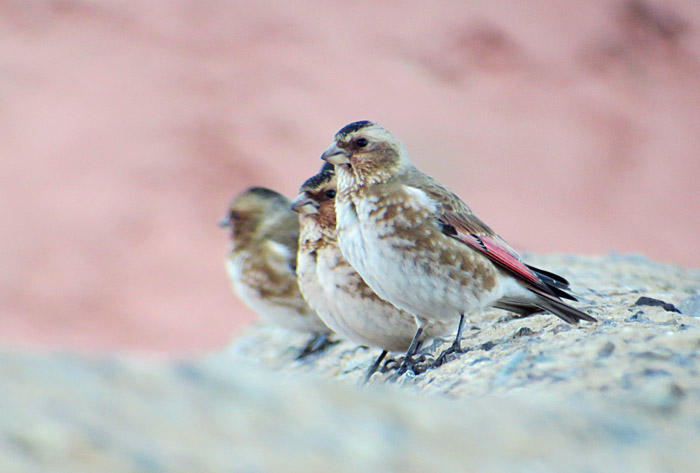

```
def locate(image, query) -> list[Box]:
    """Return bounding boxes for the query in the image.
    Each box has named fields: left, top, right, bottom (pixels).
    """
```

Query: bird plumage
left=220, top=187, right=330, bottom=335
left=292, top=165, right=453, bottom=353
left=321, top=121, right=595, bottom=370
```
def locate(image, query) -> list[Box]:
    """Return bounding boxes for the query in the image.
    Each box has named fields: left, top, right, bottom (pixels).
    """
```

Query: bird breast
left=335, top=184, right=504, bottom=324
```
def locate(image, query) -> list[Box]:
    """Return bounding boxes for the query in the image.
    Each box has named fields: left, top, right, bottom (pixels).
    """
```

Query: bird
left=321, top=120, right=597, bottom=373
left=219, top=186, right=332, bottom=359
left=292, top=163, right=454, bottom=381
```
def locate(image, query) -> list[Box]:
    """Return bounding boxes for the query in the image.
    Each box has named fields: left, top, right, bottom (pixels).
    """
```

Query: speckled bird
left=220, top=187, right=331, bottom=357
left=292, top=164, right=454, bottom=379
left=321, top=121, right=596, bottom=372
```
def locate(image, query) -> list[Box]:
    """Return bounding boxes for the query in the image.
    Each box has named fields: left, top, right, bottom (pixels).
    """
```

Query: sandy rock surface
left=232, top=254, right=700, bottom=393
left=3, top=255, right=700, bottom=472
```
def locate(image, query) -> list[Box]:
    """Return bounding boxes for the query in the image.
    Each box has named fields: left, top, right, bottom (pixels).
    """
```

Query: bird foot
left=432, top=341, right=464, bottom=368
left=362, top=350, right=388, bottom=385
left=396, top=353, right=429, bottom=376
left=397, top=356, right=417, bottom=376
left=382, top=358, right=401, bottom=372
left=296, top=333, right=338, bottom=360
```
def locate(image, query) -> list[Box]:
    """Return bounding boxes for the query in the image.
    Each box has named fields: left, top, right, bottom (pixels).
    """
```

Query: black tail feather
left=527, top=264, right=578, bottom=301
left=496, top=295, right=596, bottom=325
left=493, top=301, right=544, bottom=318
left=533, top=296, right=597, bottom=324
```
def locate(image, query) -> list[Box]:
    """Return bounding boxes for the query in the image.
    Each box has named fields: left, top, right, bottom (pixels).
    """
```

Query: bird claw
left=296, top=333, right=337, bottom=360
left=397, top=353, right=429, bottom=376
left=397, top=356, right=417, bottom=375
left=432, top=341, right=464, bottom=368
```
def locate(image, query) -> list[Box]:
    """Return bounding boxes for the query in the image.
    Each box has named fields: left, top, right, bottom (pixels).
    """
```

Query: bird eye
left=325, top=189, right=336, bottom=199
left=356, top=138, right=368, bottom=148
left=230, top=210, right=242, bottom=220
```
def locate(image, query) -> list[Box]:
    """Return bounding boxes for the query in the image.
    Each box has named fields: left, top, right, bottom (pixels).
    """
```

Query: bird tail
left=530, top=294, right=597, bottom=324
left=526, top=263, right=578, bottom=301
left=492, top=301, right=543, bottom=318
left=496, top=263, right=597, bottom=324
left=496, top=294, right=596, bottom=324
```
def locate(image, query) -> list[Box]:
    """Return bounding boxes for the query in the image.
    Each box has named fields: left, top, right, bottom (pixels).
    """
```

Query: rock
left=634, top=296, right=681, bottom=313
left=678, top=293, right=700, bottom=317
left=597, top=341, right=616, bottom=357
left=229, top=255, right=700, bottom=395
left=2, top=255, right=700, bottom=472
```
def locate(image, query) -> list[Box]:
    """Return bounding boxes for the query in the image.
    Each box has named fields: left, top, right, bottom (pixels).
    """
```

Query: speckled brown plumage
left=322, top=121, right=595, bottom=371
left=293, top=167, right=454, bottom=354
left=220, top=187, right=329, bottom=336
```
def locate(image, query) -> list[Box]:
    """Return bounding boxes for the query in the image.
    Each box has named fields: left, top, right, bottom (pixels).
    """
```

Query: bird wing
left=399, top=167, right=594, bottom=322
left=266, top=238, right=298, bottom=274
left=266, top=213, right=301, bottom=274
left=402, top=168, right=545, bottom=290
left=438, top=211, right=542, bottom=286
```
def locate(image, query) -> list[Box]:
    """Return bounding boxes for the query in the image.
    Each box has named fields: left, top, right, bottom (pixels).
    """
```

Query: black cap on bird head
left=318, top=161, right=335, bottom=175
left=335, top=120, right=374, bottom=139
left=300, top=161, right=335, bottom=192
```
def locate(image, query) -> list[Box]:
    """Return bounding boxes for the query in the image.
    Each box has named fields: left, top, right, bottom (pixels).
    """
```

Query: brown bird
left=220, top=187, right=332, bottom=358
left=292, top=164, right=454, bottom=380
left=321, top=121, right=596, bottom=373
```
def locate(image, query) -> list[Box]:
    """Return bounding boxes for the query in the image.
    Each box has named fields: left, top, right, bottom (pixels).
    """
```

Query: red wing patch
left=440, top=215, right=541, bottom=285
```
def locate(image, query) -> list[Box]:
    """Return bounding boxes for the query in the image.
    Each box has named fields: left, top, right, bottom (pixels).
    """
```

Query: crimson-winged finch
left=220, top=187, right=331, bottom=358
left=321, top=121, right=596, bottom=372
left=292, top=164, right=454, bottom=380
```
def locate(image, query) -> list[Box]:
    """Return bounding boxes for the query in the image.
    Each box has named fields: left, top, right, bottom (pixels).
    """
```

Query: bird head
left=320, top=121, right=411, bottom=183
left=220, top=187, right=296, bottom=245
left=292, top=163, right=338, bottom=227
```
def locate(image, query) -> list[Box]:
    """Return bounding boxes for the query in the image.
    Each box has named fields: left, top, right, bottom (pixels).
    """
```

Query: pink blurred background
left=1, top=0, right=699, bottom=356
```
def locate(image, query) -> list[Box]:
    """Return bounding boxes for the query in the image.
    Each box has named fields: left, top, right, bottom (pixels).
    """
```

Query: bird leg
left=433, top=314, right=466, bottom=368
left=363, top=350, right=388, bottom=385
left=398, top=326, right=424, bottom=375
left=296, top=332, right=336, bottom=360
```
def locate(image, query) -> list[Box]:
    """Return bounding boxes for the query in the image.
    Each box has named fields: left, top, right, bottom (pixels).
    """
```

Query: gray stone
left=2, top=255, right=700, bottom=473
left=679, top=293, right=700, bottom=317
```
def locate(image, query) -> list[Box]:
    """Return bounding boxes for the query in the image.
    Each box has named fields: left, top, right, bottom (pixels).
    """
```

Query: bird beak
left=320, top=142, right=351, bottom=165
left=291, top=193, right=318, bottom=215
left=218, top=215, right=232, bottom=228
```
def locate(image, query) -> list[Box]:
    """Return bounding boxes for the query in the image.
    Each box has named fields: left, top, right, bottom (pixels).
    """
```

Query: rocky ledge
left=230, top=254, right=700, bottom=394
left=3, top=254, right=700, bottom=473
